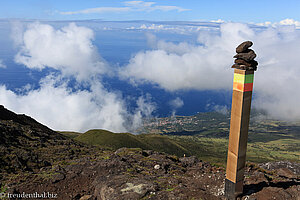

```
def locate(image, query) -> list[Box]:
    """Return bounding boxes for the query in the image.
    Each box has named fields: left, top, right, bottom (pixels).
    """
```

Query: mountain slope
left=76, top=129, right=150, bottom=149
left=1, top=106, right=299, bottom=199
left=75, top=129, right=190, bottom=157
left=0, top=105, right=94, bottom=174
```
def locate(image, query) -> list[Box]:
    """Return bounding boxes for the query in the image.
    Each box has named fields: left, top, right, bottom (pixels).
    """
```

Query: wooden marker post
left=225, top=41, right=257, bottom=199
left=225, top=68, right=255, bottom=199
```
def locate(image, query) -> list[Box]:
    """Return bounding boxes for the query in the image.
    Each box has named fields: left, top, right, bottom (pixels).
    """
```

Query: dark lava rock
left=52, top=173, right=65, bottom=183
left=234, top=49, right=256, bottom=62
left=236, top=41, right=253, bottom=53
left=232, top=41, right=258, bottom=71
left=231, top=63, right=247, bottom=69
left=180, top=156, right=198, bottom=167
left=276, top=168, right=297, bottom=179
left=235, top=58, right=252, bottom=67
left=0, top=105, right=97, bottom=175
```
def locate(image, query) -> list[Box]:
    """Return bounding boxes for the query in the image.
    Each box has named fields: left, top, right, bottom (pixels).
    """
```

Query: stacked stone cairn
left=232, top=41, right=258, bottom=71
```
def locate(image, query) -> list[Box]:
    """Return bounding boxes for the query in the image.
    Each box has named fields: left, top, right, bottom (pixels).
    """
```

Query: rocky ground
left=0, top=105, right=299, bottom=200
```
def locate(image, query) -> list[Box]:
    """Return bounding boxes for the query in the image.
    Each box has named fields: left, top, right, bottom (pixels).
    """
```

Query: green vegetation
left=59, top=131, right=81, bottom=139
left=170, top=136, right=299, bottom=166
left=70, top=111, right=300, bottom=166
left=74, top=128, right=299, bottom=167
left=75, top=130, right=149, bottom=149
left=75, top=129, right=190, bottom=157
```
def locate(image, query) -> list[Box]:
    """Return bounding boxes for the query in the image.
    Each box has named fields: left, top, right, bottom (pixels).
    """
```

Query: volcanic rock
left=232, top=64, right=248, bottom=70
left=232, top=41, right=258, bottom=71
left=277, top=168, right=297, bottom=179
left=235, top=58, right=252, bottom=67
left=236, top=41, right=253, bottom=53
left=233, top=49, right=256, bottom=62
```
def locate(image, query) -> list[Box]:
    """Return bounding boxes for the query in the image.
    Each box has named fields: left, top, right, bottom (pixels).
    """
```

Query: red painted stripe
left=233, top=82, right=253, bottom=92
left=244, top=83, right=253, bottom=92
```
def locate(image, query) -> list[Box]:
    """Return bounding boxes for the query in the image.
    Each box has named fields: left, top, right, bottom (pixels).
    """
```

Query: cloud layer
left=61, top=1, right=189, bottom=15
left=257, top=18, right=300, bottom=29
left=121, top=23, right=253, bottom=91
left=121, top=23, right=300, bottom=120
left=0, top=22, right=154, bottom=132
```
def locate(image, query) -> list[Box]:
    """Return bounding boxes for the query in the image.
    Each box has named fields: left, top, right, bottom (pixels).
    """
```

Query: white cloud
left=61, top=7, right=130, bottom=15
left=211, top=19, right=225, bottom=23
left=140, top=24, right=165, bottom=30
left=0, top=22, right=155, bottom=132
left=121, top=22, right=300, bottom=121
left=14, top=22, right=108, bottom=81
left=121, top=23, right=253, bottom=91
left=10, top=20, right=24, bottom=46
left=61, top=1, right=189, bottom=15
left=0, top=59, right=6, bottom=68
left=131, top=94, right=156, bottom=130
left=169, top=97, right=184, bottom=109
left=169, top=97, right=184, bottom=116
left=146, top=33, right=197, bottom=55
left=153, top=5, right=189, bottom=12
left=256, top=18, right=300, bottom=29
left=213, top=105, right=229, bottom=115
left=0, top=75, right=156, bottom=132
left=124, top=1, right=155, bottom=8
left=0, top=76, right=126, bottom=132
left=278, top=18, right=300, bottom=26
left=126, top=23, right=219, bottom=34
left=0, top=76, right=155, bottom=132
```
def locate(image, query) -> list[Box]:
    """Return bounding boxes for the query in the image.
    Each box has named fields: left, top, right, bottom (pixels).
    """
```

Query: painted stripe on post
left=233, top=82, right=243, bottom=92
left=233, top=73, right=254, bottom=92
left=233, top=73, right=254, bottom=84
left=233, top=73, right=245, bottom=83
left=233, top=82, right=253, bottom=92
left=244, top=83, right=253, bottom=92
left=245, top=74, right=254, bottom=83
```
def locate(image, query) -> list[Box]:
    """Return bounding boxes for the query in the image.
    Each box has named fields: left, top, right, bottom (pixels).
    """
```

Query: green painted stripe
left=245, top=74, right=254, bottom=83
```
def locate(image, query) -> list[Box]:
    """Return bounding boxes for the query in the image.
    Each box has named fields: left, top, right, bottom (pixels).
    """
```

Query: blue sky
left=0, top=0, right=299, bottom=22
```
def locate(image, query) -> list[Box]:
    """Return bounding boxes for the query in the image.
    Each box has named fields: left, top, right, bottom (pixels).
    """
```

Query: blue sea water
left=0, top=20, right=231, bottom=117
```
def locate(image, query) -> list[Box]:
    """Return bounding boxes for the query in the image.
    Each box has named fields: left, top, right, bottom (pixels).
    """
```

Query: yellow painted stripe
left=234, top=73, right=245, bottom=84
left=234, top=73, right=254, bottom=84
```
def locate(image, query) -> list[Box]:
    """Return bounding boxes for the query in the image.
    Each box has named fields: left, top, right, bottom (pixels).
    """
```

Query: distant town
left=136, top=112, right=231, bottom=135
left=136, top=111, right=300, bottom=138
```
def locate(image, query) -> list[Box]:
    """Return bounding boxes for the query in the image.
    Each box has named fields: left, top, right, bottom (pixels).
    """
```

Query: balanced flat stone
left=234, top=49, right=256, bottom=62
left=236, top=41, right=253, bottom=53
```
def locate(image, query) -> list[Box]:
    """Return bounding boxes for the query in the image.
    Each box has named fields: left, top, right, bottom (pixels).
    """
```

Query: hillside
left=0, top=105, right=299, bottom=199
left=71, top=127, right=299, bottom=166
left=75, top=129, right=190, bottom=157
left=0, top=105, right=93, bottom=174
